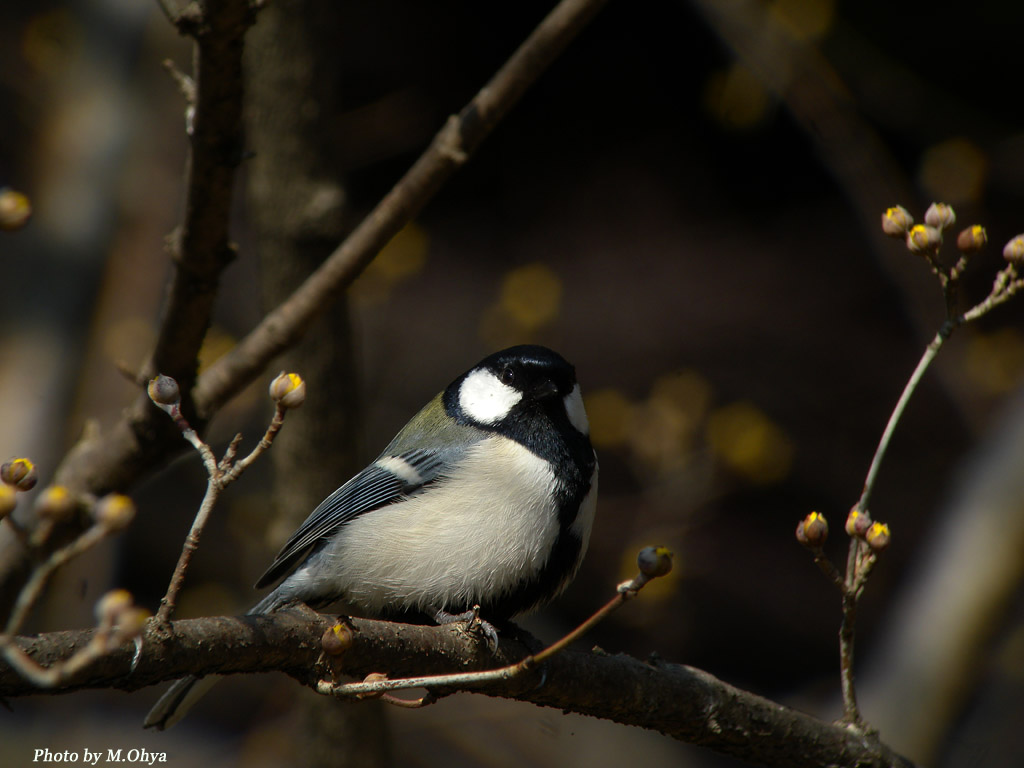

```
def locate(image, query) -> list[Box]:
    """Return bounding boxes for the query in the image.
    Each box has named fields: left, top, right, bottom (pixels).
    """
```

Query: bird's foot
left=433, top=605, right=499, bottom=652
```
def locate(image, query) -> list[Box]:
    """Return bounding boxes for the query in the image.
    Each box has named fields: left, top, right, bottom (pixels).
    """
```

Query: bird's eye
left=500, top=366, right=516, bottom=386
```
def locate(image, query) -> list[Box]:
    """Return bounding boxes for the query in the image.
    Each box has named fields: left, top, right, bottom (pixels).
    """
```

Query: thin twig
left=156, top=480, right=221, bottom=625
left=856, top=328, right=947, bottom=515
left=155, top=397, right=291, bottom=624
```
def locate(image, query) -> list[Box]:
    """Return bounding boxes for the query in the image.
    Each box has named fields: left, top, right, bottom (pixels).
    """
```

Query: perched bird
left=145, top=344, right=598, bottom=729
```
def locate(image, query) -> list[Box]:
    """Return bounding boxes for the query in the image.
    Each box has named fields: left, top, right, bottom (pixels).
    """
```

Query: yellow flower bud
left=845, top=508, right=871, bottom=538
left=95, top=589, right=135, bottom=626
left=1, top=458, right=38, bottom=491
left=956, top=225, right=987, bottom=254
left=796, top=511, right=828, bottom=548
left=35, top=486, right=77, bottom=522
left=0, top=485, right=16, bottom=519
left=1003, top=234, right=1024, bottom=264
left=269, top=372, right=306, bottom=409
left=321, top=623, right=354, bottom=657
left=112, top=607, right=151, bottom=641
left=906, top=224, right=942, bottom=255
left=865, top=522, right=891, bottom=552
left=636, top=546, right=674, bottom=578
left=147, top=375, right=181, bottom=407
left=881, top=206, right=914, bottom=238
left=93, top=493, right=136, bottom=532
left=0, top=188, right=32, bottom=231
left=924, top=202, right=956, bottom=230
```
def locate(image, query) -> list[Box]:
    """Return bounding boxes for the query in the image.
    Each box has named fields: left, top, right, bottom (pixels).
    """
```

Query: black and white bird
left=145, top=344, right=598, bottom=729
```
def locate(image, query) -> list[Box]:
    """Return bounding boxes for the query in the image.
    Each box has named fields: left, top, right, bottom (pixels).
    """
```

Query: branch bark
left=1, top=612, right=915, bottom=768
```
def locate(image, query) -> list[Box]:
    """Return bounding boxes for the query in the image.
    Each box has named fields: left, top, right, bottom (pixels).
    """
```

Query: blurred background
left=2, top=0, right=1024, bottom=766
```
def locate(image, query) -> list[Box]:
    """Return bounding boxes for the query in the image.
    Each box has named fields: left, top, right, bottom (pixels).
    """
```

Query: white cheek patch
left=563, top=384, right=589, bottom=435
left=459, top=368, right=522, bottom=424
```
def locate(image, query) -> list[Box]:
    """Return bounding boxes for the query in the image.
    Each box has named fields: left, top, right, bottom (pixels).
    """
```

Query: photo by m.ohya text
left=31, top=748, right=167, bottom=765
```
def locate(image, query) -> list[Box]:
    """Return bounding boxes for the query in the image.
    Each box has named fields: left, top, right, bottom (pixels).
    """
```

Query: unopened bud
left=865, top=521, right=891, bottom=552
left=845, top=508, right=872, bottom=538
left=1003, top=235, right=1024, bottom=264
left=881, top=206, right=914, bottom=238
left=35, top=486, right=76, bottom=522
left=924, top=202, right=956, bottom=230
left=636, top=546, right=674, bottom=578
left=1, top=458, right=37, bottom=491
left=321, top=623, right=354, bottom=657
left=0, top=188, right=32, bottom=231
left=112, top=607, right=150, bottom=641
left=0, top=485, right=16, bottom=519
left=96, top=589, right=134, bottom=626
left=147, top=375, right=180, bottom=407
left=906, top=224, right=942, bottom=254
left=93, top=493, right=136, bottom=531
left=796, top=511, right=828, bottom=548
left=269, top=372, right=306, bottom=409
left=953, top=225, right=986, bottom=254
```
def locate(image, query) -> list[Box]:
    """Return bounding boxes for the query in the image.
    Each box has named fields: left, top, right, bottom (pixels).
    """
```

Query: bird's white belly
left=315, top=436, right=563, bottom=614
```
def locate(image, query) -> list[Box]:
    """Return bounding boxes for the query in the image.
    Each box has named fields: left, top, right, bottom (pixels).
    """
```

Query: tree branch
left=1, top=612, right=914, bottom=768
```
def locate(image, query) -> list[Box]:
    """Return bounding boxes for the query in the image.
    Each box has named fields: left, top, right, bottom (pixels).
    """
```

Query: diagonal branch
left=192, top=0, right=611, bottom=415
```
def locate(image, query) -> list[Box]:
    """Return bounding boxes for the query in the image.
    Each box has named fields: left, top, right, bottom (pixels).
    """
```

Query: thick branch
left=1, top=612, right=914, bottom=768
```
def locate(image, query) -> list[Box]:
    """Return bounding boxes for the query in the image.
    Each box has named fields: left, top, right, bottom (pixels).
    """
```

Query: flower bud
left=147, top=374, right=180, bottom=407
left=636, top=546, right=674, bottom=578
left=112, top=607, right=150, bottom=641
left=0, top=485, right=16, bottom=519
left=955, top=225, right=987, bottom=254
left=881, top=206, right=914, bottom=238
left=95, top=589, right=134, bottom=626
left=865, top=521, right=891, bottom=552
left=321, top=623, right=354, bottom=657
left=906, top=224, right=942, bottom=255
left=1003, top=234, right=1024, bottom=264
left=269, top=372, right=306, bottom=409
left=35, top=486, right=77, bottom=522
left=93, top=493, right=136, bottom=531
left=845, top=508, right=871, bottom=538
left=0, top=188, right=32, bottom=231
left=924, top=202, right=956, bottom=230
left=1, top=458, right=38, bottom=491
left=796, top=511, right=828, bottom=548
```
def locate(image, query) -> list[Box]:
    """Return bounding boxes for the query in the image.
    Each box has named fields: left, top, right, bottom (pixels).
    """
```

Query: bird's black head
left=444, top=345, right=589, bottom=436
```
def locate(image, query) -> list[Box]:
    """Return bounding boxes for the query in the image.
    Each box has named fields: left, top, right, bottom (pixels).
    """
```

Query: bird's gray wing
left=254, top=447, right=452, bottom=589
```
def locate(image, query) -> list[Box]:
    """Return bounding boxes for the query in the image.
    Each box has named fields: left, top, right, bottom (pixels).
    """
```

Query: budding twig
left=798, top=205, right=1024, bottom=728
left=151, top=373, right=302, bottom=624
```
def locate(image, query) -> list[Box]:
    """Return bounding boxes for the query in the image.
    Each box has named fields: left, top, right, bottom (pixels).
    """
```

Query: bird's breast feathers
left=310, top=435, right=593, bottom=614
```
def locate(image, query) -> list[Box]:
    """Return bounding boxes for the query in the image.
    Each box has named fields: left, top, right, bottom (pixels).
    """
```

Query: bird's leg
left=433, top=605, right=499, bottom=652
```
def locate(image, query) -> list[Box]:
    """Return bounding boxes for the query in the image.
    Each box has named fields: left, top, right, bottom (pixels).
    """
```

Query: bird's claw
left=433, top=606, right=499, bottom=652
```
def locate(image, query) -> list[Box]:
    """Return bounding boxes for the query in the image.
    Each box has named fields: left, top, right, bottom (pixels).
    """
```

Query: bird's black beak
left=533, top=379, right=560, bottom=400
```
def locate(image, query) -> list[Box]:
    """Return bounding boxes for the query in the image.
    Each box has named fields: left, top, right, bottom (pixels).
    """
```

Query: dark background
left=1, top=1, right=1023, bottom=766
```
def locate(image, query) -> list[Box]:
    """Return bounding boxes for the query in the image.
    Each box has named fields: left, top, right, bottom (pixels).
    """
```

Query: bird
left=145, top=344, right=598, bottom=729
